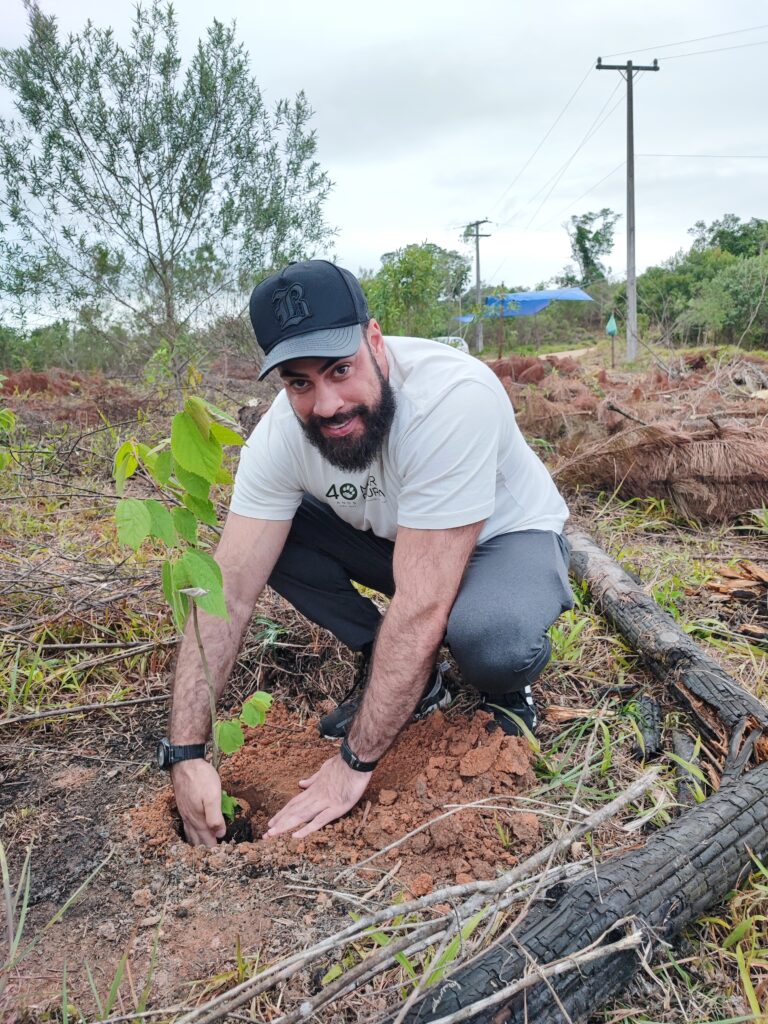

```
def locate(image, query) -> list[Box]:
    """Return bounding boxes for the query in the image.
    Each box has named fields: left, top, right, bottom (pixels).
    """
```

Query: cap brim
left=258, top=324, right=364, bottom=380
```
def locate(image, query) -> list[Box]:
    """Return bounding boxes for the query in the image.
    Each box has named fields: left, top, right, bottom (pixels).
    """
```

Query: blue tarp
left=456, top=286, right=593, bottom=322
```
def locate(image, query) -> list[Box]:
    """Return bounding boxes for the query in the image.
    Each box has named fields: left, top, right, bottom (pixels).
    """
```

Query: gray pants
left=268, top=496, right=573, bottom=696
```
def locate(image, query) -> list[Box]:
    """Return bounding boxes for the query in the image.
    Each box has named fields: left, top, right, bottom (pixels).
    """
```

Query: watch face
left=156, top=739, right=170, bottom=768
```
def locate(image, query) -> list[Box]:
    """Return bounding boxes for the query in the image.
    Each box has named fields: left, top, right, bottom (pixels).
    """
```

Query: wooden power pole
left=596, top=57, right=659, bottom=363
left=465, top=219, right=491, bottom=354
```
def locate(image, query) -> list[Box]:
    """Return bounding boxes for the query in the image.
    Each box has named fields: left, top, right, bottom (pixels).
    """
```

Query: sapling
left=113, top=395, right=272, bottom=822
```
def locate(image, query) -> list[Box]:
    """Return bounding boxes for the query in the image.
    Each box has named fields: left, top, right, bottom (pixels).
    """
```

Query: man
left=164, top=260, right=573, bottom=847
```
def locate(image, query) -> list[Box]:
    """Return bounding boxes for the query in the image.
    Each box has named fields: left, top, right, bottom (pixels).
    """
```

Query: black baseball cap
left=249, top=260, right=370, bottom=380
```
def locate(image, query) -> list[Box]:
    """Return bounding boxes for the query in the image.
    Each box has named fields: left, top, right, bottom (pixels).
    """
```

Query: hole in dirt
left=168, top=793, right=261, bottom=846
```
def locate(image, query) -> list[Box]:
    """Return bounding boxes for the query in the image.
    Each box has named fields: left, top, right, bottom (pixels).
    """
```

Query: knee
left=447, top=619, right=552, bottom=696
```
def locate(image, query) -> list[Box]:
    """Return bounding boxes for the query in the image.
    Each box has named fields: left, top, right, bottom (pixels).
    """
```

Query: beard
left=297, top=371, right=397, bottom=472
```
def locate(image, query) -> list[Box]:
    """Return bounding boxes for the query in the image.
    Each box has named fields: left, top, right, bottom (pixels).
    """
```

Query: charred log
left=566, top=528, right=768, bottom=761
left=392, top=532, right=768, bottom=1024
left=400, top=762, right=768, bottom=1024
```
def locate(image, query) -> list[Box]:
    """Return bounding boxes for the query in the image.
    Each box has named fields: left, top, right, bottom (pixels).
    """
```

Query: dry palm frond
left=554, top=419, right=768, bottom=522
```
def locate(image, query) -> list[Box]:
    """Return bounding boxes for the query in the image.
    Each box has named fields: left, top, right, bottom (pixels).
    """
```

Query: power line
left=595, top=57, right=661, bottom=364
left=603, top=23, right=768, bottom=58
left=524, top=82, right=628, bottom=230
left=495, top=79, right=622, bottom=230
left=541, top=161, right=626, bottom=230
left=638, top=153, right=768, bottom=158
left=663, top=38, right=768, bottom=60
left=488, top=63, right=594, bottom=218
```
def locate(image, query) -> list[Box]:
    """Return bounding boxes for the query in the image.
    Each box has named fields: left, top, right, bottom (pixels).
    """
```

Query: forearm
left=168, top=594, right=254, bottom=744
left=346, top=595, right=446, bottom=761
left=167, top=513, right=292, bottom=745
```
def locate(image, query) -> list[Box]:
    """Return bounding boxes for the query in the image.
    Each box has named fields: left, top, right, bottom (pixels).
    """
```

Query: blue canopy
left=456, top=286, right=593, bottom=322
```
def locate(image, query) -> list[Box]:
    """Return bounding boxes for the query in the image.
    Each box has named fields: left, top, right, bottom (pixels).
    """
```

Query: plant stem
left=191, top=602, right=219, bottom=771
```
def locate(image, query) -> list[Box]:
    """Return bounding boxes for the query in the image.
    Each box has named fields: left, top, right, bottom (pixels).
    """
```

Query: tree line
left=0, top=3, right=765, bottom=378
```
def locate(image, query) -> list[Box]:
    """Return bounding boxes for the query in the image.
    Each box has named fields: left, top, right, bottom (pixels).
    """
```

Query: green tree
left=678, top=253, right=768, bottom=346
left=0, top=1, right=333, bottom=381
left=635, top=247, right=737, bottom=337
left=563, top=208, right=620, bottom=286
left=361, top=243, right=471, bottom=337
left=689, top=214, right=768, bottom=259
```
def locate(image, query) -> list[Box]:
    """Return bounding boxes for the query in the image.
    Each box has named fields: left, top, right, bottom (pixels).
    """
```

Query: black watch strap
left=157, top=738, right=206, bottom=769
left=340, top=738, right=378, bottom=772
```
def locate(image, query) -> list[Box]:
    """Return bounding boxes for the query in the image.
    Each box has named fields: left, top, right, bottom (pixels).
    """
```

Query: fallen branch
left=566, top=528, right=768, bottom=760
left=171, top=772, right=657, bottom=1024
left=0, top=693, right=169, bottom=727
left=397, top=760, right=768, bottom=1023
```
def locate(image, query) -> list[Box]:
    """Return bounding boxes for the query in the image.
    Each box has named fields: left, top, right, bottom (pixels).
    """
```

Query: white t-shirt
left=231, top=336, right=568, bottom=542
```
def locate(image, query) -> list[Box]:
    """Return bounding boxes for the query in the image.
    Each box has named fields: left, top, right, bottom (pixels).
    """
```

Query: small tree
left=361, top=243, right=471, bottom=337
left=0, top=1, right=333, bottom=383
left=563, top=209, right=620, bottom=286
left=114, top=396, right=272, bottom=823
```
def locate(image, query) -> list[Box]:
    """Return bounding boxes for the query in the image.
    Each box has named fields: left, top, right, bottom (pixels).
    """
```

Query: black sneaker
left=481, top=686, right=538, bottom=737
left=318, top=660, right=452, bottom=740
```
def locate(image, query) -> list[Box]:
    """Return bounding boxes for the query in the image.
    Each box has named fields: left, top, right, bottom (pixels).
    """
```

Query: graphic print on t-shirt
left=325, top=475, right=386, bottom=507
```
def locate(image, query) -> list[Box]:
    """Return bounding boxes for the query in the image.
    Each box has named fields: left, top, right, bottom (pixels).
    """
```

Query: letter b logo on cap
left=272, top=283, right=310, bottom=329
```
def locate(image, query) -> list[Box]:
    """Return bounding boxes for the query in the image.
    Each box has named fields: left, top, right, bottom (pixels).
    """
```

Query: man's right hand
left=171, top=759, right=227, bottom=847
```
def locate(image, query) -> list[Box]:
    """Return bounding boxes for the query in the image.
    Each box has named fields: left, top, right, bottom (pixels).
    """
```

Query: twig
left=170, top=770, right=659, bottom=1024
left=1, top=637, right=177, bottom=652
left=605, top=402, right=648, bottom=426
left=0, top=694, right=168, bottom=728
left=421, top=929, right=645, bottom=1024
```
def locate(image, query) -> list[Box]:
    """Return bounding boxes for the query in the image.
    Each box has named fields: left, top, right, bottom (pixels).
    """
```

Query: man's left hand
left=264, top=754, right=371, bottom=839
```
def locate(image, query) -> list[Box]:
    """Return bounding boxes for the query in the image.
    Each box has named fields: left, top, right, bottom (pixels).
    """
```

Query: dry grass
left=1, top=370, right=767, bottom=1023
left=555, top=420, right=768, bottom=523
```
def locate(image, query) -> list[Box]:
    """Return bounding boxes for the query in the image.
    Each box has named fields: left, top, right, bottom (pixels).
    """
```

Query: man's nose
left=312, top=381, right=344, bottom=419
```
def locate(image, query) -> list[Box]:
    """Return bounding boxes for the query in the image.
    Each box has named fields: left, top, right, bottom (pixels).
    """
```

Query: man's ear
left=366, top=319, right=385, bottom=355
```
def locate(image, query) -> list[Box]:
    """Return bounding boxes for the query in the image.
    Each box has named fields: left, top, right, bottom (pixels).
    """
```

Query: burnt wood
left=391, top=531, right=768, bottom=1024
left=566, top=529, right=768, bottom=756
left=399, top=762, right=768, bottom=1023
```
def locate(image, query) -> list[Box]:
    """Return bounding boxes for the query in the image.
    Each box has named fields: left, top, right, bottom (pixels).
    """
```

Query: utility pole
left=465, top=219, right=491, bottom=354
left=596, top=57, right=659, bottom=363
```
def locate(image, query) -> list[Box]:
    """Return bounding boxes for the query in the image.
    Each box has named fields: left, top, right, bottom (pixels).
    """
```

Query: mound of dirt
left=132, top=704, right=540, bottom=893
left=1, top=368, right=152, bottom=427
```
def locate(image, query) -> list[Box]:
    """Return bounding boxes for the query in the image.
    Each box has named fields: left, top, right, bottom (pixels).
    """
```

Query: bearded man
left=161, top=260, right=573, bottom=846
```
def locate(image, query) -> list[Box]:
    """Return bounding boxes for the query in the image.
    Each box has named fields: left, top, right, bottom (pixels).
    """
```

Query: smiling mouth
left=321, top=415, right=359, bottom=437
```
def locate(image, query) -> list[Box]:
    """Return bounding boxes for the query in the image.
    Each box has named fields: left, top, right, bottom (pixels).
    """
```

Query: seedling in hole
left=113, top=395, right=272, bottom=823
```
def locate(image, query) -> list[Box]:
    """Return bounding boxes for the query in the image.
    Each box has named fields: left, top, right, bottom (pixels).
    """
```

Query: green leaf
left=113, top=442, right=138, bottom=496
left=115, top=498, right=152, bottom=550
left=153, top=450, right=173, bottom=486
left=0, top=409, right=15, bottom=432
left=174, top=463, right=211, bottom=500
left=215, top=719, right=244, bottom=755
left=171, top=412, right=222, bottom=483
left=162, top=559, right=188, bottom=631
left=195, top=396, right=239, bottom=426
left=184, top=396, right=212, bottom=439
left=321, top=964, right=344, bottom=986
left=172, top=507, right=197, bottom=545
left=220, top=791, right=240, bottom=823
left=182, top=493, right=219, bottom=527
left=240, top=691, right=273, bottom=727
left=723, top=918, right=754, bottom=949
left=210, top=422, right=244, bottom=447
left=145, top=499, right=177, bottom=547
left=177, top=548, right=228, bottom=619
left=215, top=465, right=234, bottom=486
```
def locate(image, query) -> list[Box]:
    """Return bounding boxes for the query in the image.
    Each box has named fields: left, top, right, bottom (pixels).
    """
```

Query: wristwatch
left=156, top=738, right=206, bottom=770
left=340, top=738, right=379, bottom=773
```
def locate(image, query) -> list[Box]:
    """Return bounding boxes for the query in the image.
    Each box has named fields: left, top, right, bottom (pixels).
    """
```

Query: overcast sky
left=2, top=0, right=767, bottom=289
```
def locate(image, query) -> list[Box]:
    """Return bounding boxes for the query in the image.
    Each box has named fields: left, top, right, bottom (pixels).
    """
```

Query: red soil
left=132, top=704, right=540, bottom=893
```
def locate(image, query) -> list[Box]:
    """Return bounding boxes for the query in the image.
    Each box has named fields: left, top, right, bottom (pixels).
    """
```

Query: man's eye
left=334, top=364, right=351, bottom=377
